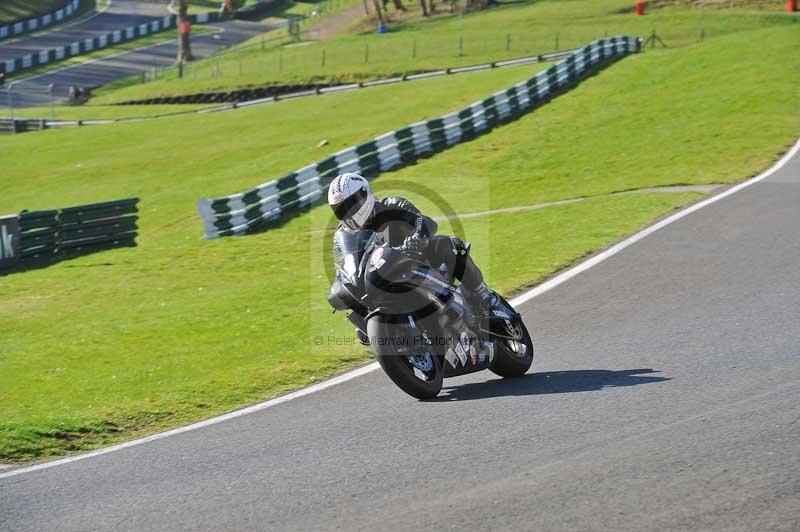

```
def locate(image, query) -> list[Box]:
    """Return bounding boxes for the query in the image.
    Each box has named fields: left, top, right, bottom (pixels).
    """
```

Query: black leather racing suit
left=360, top=196, right=485, bottom=291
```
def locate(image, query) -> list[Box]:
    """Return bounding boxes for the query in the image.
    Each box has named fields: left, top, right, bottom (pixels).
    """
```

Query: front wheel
left=489, top=315, right=534, bottom=378
left=368, top=316, right=443, bottom=399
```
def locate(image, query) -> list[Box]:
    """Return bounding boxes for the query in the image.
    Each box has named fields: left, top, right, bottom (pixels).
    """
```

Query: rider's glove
left=401, top=235, right=428, bottom=255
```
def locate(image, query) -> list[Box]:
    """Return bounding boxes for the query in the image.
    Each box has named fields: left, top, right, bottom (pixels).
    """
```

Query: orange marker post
left=788, top=0, right=797, bottom=12
left=635, top=0, right=646, bottom=16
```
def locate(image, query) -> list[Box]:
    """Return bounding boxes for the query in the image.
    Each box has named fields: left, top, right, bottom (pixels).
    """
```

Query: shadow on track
left=432, top=368, right=669, bottom=401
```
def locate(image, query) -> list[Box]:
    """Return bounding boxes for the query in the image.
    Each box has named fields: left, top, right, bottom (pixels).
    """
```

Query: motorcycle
left=327, top=228, right=534, bottom=399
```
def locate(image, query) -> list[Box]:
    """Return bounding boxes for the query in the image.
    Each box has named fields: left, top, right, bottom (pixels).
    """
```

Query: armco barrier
left=0, top=11, right=221, bottom=78
left=0, top=198, right=139, bottom=273
left=197, top=36, right=641, bottom=239
left=2, top=49, right=581, bottom=134
left=114, top=49, right=576, bottom=107
left=0, top=0, right=81, bottom=42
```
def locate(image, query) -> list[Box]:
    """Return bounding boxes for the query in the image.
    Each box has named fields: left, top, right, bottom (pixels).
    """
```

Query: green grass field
left=9, top=103, right=215, bottom=120
left=91, top=0, right=795, bottom=103
left=0, top=19, right=797, bottom=462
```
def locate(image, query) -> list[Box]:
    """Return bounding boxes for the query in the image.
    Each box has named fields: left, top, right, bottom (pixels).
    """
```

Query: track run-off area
left=2, top=140, right=798, bottom=531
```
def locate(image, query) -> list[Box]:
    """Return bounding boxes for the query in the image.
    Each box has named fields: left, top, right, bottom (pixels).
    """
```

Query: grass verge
left=90, top=0, right=795, bottom=103
left=0, top=24, right=797, bottom=462
left=7, top=103, right=215, bottom=120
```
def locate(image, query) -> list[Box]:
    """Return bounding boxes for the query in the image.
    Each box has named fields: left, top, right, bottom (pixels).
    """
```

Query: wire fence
left=2, top=80, right=60, bottom=121
left=87, top=0, right=794, bottom=98
left=9, top=0, right=794, bottom=107
left=134, top=27, right=698, bottom=88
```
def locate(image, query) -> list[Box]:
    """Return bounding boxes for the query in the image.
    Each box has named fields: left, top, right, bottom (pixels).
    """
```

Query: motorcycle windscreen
left=333, top=228, right=375, bottom=286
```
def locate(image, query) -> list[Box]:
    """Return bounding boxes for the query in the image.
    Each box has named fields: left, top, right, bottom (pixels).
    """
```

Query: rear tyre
left=368, top=316, right=443, bottom=399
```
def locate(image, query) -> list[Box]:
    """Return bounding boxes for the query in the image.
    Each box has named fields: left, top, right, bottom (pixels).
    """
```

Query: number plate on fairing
left=442, top=336, right=493, bottom=378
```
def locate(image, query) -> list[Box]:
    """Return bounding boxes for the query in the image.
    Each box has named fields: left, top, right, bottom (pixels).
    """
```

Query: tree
left=176, top=0, right=193, bottom=64
left=372, top=0, right=387, bottom=25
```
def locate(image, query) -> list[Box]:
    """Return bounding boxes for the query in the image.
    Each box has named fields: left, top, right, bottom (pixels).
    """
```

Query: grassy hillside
left=92, top=0, right=795, bottom=102
left=1, top=24, right=798, bottom=462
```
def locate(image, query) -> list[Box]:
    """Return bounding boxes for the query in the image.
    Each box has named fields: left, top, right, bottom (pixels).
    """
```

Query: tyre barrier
left=196, top=35, right=642, bottom=239
left=116, top=83, right=335, bottom=106
left=0, top=198, right=139, bottom=274
left=0, top=11, right=222, bottom=78
left=0, top=0, right=82, bottom=42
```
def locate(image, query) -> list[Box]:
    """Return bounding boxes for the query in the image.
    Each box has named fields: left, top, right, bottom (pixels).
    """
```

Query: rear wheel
left=368, top=316, right=443, bottom=399
left=489, top=316, right=534, bottom=378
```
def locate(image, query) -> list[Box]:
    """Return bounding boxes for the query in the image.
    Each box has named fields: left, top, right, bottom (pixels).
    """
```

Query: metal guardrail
left=122, top=48, right=578, bottom=108
left=2, top=48, right=580, bottom=133
left=197, top=36, right=642, bottom=239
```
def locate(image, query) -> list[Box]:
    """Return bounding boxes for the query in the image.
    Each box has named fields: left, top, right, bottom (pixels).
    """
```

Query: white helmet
left=328, top=173, right=376, bottom=230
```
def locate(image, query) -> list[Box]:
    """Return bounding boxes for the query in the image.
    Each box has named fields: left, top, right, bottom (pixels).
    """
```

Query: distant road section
left=0, top=0, right=168, bottom=62
left=4, top=19, right=276, bottom=109
left=0, top=0, right=82, bottom=40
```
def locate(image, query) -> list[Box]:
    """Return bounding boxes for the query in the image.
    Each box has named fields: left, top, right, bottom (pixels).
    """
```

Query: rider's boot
left=356, top=328, right=370, bottom=346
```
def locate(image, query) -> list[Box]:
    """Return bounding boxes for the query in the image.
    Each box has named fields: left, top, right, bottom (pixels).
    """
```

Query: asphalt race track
left=3, top=17, right=274, bottom=109
left=0, top=0, right=168, bottom=63
left=1, top=145, right=798, bottom=531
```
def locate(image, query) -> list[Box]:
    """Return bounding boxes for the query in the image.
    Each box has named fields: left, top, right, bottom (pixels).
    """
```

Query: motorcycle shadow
left=431, top=368, right=669, bottom=402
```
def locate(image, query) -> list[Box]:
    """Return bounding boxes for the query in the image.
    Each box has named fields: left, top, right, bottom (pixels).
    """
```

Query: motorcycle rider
left=327, top=172, right=496, bottom=313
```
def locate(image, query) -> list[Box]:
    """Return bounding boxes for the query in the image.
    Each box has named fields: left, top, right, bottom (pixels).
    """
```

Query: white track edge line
left=510, top=138, right=800, bottom=307
left=0, top=363, right=380, bottom=479
left=2, top=137, right=798, bottom=480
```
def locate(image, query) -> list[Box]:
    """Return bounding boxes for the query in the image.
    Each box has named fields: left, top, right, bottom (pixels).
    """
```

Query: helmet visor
left=331, top=187, right=368, bottom=224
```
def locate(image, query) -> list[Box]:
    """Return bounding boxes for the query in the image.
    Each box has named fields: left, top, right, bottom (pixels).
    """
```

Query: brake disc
left=408, top=354, right=433, bottom=372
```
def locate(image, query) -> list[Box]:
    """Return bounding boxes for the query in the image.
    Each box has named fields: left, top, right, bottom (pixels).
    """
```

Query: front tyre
left=368, top=316, right=443, bottom=400
left=489, top=316, right=534, bottom=378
